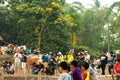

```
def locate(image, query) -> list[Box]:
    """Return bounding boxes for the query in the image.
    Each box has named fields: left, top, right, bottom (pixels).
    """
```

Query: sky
left=66, top=0, right=119, bottom=8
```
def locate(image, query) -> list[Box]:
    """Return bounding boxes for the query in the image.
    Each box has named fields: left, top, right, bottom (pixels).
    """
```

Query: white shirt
left=14, top=53, right=22, bottom=62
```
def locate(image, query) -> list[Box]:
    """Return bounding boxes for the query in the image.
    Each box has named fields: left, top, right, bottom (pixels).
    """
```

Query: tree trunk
left=38, top=25, right=44, bottom=49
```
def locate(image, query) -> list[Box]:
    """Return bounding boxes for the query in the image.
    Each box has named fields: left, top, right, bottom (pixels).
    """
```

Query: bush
left=74, top=45, right=100, bottom=57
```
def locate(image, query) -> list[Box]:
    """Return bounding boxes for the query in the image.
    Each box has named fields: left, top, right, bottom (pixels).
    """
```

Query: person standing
left=58, top=61, right=72, bottom=80
left=21, top=52, right=27, bottom=74
left=107, top=52, right=115, bottom=75
left=84, top=51, right=90, bottom=63
left=88, top=64, right=97, bottom=80
left=81, top=61, right=90, bottom=80
left=69, top=60, right=82, bottom=80
left=100, top=50, right=108, bottom=75
left=14, top=50, right=22, bottom=73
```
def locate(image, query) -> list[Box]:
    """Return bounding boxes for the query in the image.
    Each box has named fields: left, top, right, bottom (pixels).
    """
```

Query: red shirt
left=114, top=64, right=120, bottom=73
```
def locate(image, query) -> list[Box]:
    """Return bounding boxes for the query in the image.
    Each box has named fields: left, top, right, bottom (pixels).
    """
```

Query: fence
left=0, top=75, right=116, bottom=80
left=1, top=75, right=58, bottom=80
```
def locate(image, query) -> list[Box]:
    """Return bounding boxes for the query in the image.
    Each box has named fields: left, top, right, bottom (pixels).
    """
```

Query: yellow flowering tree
left=15, top=0, right=74, bottom=53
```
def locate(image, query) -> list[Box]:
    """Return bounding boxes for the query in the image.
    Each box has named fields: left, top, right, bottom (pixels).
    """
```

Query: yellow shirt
left=56, top=55, right=64, bottom=63
left=85, top=72, right=90, bottom=80
left=67, top=54, right=74, bottom=63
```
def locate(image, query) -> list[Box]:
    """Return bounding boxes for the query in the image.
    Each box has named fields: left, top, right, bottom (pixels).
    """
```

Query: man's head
left=70, top=60, right=78, bottom=69
left=115, top=58, right=120, bottom=65
left=81, top=61, right=89, bottom=71
left=102, top=50, right=106, bottom=55
left=44, top=51, right=47, bottom=55
left=58, top=61, right=69, bottom=73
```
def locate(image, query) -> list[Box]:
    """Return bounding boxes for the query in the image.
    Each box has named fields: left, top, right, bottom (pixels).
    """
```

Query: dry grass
left=0, top=54, right=14, bottom=67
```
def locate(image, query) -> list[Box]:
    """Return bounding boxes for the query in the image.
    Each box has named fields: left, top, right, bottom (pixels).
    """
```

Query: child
left=58, top=61, right=72, bottom=80
left=2, top=61, right=8, bottom=74
left=81, top=61, right=90, bottom=80
left=69, top=60, right=82, bottom=80
left=91, top=64, right=98, bottom=76
left=14, top=50, right=22, bottom=73
left=8, top=62, right=15, bottom=74
left=114, top=58, right=120, bottom=80
left=88, top=64, right=97, bottom=80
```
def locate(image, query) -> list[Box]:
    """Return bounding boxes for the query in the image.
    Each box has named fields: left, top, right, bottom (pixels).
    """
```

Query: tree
left=0, top=0, right=74, bottom=53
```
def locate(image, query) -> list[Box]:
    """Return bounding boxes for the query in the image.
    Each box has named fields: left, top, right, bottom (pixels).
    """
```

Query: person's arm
left=99, top=55, right=101, bottom=61
left=82, top=71, right=87, bottom=80
left=69, top=71, right=73, bottom=74
left=22, top=54, right=29, bottom=57
left=106, top=56, right=108, bottom=64
left=14, top=54, right=16, bottom=58
left=113, top=65, right=117, bottom=75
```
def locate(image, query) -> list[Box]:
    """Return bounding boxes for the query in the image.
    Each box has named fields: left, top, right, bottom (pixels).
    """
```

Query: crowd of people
left=1, top=45, right=120, bottom=80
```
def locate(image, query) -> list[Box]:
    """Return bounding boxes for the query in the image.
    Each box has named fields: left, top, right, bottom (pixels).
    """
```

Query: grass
left=0, top=54, right=14, bottom=67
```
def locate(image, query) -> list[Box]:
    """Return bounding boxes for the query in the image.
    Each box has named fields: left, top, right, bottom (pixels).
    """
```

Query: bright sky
left=66, top=0, right=119, bottom=8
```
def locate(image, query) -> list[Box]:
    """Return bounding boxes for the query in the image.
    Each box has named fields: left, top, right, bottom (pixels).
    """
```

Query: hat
left=49, top=52, right=52, bottom=54
left=85, top=51, right=88, bottom=53
left=58, top=52, right=62, bottom=55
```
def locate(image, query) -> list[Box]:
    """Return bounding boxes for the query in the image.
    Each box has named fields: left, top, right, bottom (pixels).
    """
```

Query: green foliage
left=75, top=46, right=92, bottom=53
left=0, top=0, right=73, bottom=53
left=1, top=0, right=120, bottom=56
left=74, top=45, right=101, bottom=56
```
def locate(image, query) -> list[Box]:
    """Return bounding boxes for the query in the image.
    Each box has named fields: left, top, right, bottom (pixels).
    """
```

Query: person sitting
left=7, top=62, right=15, bottom=74
left=2, top=61, right=8, bottom=74
left=3, top=61, right=15, bottom=74
left=48, top=52, right=56, bottom=74
left=42, top=51, right=49, bottom=62
left=56, top=52, right=64, bottom=64
left=31, top=62, right=44, bottom=75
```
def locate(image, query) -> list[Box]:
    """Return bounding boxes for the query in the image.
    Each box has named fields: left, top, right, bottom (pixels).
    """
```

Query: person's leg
left=116, top=75, right=120, bottom=80
left=118, top=74, right=120, bottom=80
left=108, top=66, right=111, bottom=75
left=22, top=62, right=27, bottom=74
left=101, top=65, right=106, bottom=75
left=14, top=62, right=18, bottom=73
left=18, top=62, right=22, bottom=73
